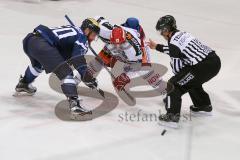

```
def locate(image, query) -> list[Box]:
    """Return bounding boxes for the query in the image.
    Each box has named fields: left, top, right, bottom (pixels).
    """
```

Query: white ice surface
left=0, top=0, right=240, bottom=160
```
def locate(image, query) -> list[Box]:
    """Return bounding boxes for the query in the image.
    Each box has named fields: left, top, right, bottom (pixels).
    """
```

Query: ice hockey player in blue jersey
left=15, top=18, right=100, bottom=118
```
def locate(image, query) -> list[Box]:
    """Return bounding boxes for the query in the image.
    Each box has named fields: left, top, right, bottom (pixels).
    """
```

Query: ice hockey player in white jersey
left=148, top=15, right=221, bottom=124
left=81, top=16, right=164, bottom=92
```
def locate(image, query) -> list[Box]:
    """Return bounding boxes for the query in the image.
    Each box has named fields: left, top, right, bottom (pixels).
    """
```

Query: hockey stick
left=88, top=46, right=135, bottom=102
left=64, top=15, right=105, bottom=98
left=65, top=15, right=75, bottom=26
left=64, top=15, right=135, bottom=103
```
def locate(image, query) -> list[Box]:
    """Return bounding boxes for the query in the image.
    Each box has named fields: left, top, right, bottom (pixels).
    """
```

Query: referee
left=148, top=15, right=221, bottom=123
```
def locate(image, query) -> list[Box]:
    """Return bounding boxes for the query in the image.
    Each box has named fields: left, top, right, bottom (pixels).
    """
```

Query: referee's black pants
left=166, top=52, right=221, bottom=114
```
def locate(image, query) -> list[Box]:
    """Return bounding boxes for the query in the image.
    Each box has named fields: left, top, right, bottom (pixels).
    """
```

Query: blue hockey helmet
left=122, top=17, right=140, bottom=31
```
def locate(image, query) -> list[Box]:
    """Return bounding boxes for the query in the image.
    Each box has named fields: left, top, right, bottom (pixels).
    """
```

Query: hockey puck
left=161, top=129, right=167, bottom=136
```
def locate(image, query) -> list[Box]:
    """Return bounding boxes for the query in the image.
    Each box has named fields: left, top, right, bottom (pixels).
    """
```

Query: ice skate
left=190, top=105, right=213, bottom=116
left=13, top=75, right=37, bottom=96
left=68, top=97, right=92, bottom=120
left=158, top=112, right=181, bottom=129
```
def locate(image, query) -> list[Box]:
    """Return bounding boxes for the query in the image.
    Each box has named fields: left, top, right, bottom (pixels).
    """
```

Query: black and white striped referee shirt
left=156, top=31, right=214, bottom=74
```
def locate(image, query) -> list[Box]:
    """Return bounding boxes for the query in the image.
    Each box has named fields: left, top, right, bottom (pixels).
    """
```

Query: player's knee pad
left=53, top=62, right=72, bottom=80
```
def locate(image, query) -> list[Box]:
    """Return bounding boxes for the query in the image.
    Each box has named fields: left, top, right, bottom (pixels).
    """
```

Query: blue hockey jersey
left=34, top=24, right=88, bottom=60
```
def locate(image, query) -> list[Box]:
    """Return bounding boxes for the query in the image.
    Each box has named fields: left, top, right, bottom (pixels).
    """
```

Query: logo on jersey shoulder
left=173, top=32, right=185, bottom=41
left=179, top=34, right=190, bottom=46
left=173, top=32, right=191, bottom=46
left=125, top=32, right=142, bottom=56
left=126, top=32, right=133, bottom=40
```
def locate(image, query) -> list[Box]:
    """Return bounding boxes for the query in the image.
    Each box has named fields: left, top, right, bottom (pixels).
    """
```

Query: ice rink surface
left=0, top=0, right=240, bottom=160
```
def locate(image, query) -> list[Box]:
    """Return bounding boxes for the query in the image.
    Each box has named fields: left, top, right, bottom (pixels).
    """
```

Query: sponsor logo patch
left=177, top=73, right=194, bottom=86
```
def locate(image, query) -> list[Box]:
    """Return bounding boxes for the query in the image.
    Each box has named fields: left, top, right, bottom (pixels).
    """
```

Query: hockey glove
left=82, top=70, right=98, bottom=89
left=84, top=78, right=98, bottom=89
left=113, top=73, right=130, bottom=91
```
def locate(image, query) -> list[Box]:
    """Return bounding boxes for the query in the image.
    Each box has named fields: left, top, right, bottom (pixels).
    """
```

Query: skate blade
left=12, top=91, right=35, bottom=97
left=70, top=112, right=92, bottom=121
left=190, top=111, right=213, bottom=117
left=157, top=121, right=181, bottom=129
